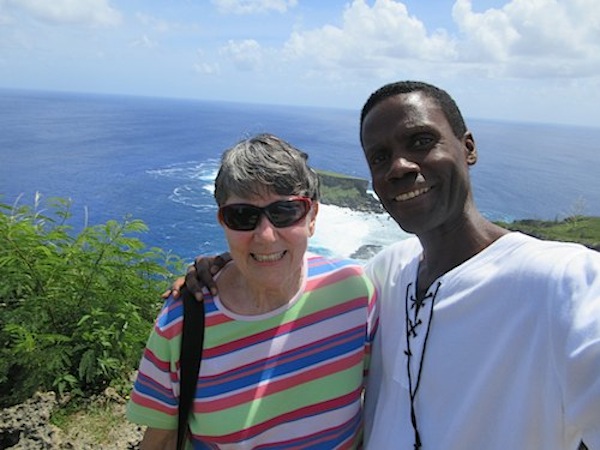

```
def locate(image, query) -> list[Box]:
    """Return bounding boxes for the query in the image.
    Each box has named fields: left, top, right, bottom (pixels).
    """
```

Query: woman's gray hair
left=214, top=133, right=320, bottom=206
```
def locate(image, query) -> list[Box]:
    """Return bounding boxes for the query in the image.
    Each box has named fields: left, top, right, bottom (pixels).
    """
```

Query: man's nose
left=386, top=154, right=420, bottom=180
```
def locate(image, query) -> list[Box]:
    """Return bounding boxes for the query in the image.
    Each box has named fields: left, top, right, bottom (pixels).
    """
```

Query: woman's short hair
left=214, top=133, right=320, bottom=206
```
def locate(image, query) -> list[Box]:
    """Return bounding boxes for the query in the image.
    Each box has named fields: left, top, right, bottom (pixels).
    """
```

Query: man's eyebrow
left=403, top=123, right=435, bottom=133
left=362, top=145, right=381, bottom=157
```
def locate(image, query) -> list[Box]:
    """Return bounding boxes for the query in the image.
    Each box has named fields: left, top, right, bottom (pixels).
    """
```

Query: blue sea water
left=1, top=89, right=598, bottom=262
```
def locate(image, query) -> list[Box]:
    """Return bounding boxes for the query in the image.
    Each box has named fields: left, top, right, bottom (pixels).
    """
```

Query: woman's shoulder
left=304, top=252, right=374, bottom=300
left=307, top=251, right=364, bottom=270
left=306, top=252, right=370, bottom=284
left=154, top=295, right=185, bottom=332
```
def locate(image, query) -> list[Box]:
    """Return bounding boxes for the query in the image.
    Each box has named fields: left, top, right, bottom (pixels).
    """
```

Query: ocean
left=1, top=89, right=598, bottom=263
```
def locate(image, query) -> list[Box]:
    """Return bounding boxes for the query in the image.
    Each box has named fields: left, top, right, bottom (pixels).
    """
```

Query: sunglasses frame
left=219, top=196, right=313, bottom=231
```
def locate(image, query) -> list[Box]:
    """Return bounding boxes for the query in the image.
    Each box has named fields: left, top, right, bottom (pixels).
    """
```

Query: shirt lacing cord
left=404, top=281, right=441, bottom=450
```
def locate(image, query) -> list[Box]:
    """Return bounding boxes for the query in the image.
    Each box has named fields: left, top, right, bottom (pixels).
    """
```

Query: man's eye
left=412, top=135, right=435, bottom=149
left=369, top=152, right=388, bottom=166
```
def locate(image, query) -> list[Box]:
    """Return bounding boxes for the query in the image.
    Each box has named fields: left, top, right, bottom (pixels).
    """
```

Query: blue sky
left=1, top=0, right=599, bottom=127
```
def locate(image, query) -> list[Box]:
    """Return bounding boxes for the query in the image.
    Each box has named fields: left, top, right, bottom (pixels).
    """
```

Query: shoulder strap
left=177, top=287, right=205, bottom=450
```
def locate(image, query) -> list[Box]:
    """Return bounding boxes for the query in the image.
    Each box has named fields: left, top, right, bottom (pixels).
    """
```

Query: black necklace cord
left=404, top=281, right=441, bottom=450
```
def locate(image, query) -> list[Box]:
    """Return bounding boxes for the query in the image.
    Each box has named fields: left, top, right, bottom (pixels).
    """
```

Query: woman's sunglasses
left=219, top=197, right=312, bottom=231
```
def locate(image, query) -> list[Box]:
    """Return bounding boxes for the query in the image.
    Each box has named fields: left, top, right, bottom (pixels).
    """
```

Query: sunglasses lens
left=220, top=205, right=261, bottom=231
left=266, top=200, right=309, bottom=227
left=220, top=199, right=311, bottom=231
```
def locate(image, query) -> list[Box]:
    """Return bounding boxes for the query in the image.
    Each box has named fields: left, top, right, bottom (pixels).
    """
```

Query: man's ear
left=464, top=131, right=477, bottom=166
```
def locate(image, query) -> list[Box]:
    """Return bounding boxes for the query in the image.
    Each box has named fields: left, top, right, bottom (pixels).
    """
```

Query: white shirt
left=364, top=233, right=600, bottom=449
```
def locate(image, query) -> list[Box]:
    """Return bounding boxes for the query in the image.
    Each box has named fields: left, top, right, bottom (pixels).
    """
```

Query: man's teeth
left=395, top=187, right=430, bottom=202
left=252, top=251, right=286, bottom=262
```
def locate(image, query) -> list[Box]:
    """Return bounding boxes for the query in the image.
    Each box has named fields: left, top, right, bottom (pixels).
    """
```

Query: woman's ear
left=308, top=201, right=319, bottom=237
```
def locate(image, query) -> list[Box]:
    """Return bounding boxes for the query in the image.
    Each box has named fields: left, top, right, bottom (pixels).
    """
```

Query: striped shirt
left=127, top=253, right=378, bottom=449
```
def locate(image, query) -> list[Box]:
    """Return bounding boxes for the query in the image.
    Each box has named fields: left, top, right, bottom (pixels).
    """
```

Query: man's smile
left=394, top=186, right=431, bottom=202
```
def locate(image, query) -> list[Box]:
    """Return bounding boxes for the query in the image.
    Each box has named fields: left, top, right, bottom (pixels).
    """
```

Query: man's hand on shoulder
left=163, top=253, right=232, bottom=302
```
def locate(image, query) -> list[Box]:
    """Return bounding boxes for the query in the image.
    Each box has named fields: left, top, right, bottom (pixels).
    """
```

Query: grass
left=495, top=216, right=600, bottom=249
left=50, top=392, right=133, bottom=445
left=315, top=169, right=366, bottom=180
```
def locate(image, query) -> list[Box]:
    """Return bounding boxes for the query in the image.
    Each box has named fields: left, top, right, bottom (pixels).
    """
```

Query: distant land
left=318, top=170, right=600, bottom=254
left=316, top=170, right=383, bottom=213
left=496, top=217, right=600, bottom=252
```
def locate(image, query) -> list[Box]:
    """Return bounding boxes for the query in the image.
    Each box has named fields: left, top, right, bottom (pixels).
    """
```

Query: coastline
left=317, top=170, right=383, bottom=213
left=318, top=170, right=600, bottom=253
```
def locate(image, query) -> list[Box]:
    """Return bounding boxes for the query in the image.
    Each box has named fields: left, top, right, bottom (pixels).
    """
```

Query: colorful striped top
left=127, top=253, right=378, bottom=449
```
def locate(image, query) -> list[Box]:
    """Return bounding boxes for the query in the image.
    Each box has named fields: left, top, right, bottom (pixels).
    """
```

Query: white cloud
left=279, top=0, right=599, bottom=84
left=1, top=0, right=121, bottom=26
left=211, top=0, right=297, bottom=15
left=220, top=39, right=264, bottom=71
left=453, top=0, right=600, bottom=77
left=452, top=0, right=518, bottom=62
left=0, top=9, right=12, bottom=25
left=130, top=34, right=156, bottom=49
left=194, top=49, right=221, bottom=75
left=194, top=61, right=221, bottom=75
left=283, top=0, right=457, bottom=80
left=134, top=12, right=200, bottom=34
left=135, top=13, right=173, bottom=33
left=0, top=0, right=597, bottom=126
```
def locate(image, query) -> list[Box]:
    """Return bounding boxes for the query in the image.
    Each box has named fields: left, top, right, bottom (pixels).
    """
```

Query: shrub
left=0, top=194, right=185, bottom=407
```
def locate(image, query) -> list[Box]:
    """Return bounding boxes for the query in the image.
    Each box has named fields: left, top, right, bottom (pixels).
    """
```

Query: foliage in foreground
left=0, top=195, right=185, bottom=408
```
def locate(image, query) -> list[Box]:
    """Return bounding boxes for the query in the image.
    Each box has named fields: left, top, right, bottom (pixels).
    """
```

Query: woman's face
left=219, top=192, right=318, bottom=292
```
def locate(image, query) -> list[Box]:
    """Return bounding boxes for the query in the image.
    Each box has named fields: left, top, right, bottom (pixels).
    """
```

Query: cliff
left=316, top=170, right=383, bottom=213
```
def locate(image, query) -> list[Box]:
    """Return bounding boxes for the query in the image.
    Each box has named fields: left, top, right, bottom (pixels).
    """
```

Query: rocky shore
left=1, top=390, right=143, bottom=450
left=0, top=389, right=144, bottom=450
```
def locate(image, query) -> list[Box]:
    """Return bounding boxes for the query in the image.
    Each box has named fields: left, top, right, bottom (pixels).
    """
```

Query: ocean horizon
left=1, top=89, right=598, bottom=262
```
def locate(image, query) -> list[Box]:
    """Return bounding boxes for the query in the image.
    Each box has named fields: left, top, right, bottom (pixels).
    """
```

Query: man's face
left=360, top=91, right=477, bottom=235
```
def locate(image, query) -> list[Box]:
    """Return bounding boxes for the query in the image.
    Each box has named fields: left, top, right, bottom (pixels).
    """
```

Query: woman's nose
left=253, top=214, right=278, bottom=241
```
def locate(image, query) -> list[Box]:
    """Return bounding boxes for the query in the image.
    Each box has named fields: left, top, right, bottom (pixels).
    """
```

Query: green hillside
left=495, top=216, right=600, bottom=251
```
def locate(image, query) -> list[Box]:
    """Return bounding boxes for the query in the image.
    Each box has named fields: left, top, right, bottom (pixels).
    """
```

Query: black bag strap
left=177, top=286, right=205, bottom=450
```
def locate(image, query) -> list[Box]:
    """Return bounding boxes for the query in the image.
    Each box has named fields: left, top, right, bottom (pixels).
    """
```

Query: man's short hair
left=360, top=81, right=468, bottom=140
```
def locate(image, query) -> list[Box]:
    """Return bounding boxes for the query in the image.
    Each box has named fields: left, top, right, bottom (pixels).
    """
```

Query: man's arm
left=139, top=427, right=177, bottom=450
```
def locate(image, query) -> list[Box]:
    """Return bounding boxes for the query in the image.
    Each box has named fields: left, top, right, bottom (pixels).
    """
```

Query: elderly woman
left=127, top=134, right=378, bottom=449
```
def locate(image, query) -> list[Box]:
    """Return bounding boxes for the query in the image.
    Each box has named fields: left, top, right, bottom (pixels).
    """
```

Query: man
left=360, top=81, right=599, bottom=449
left=181, top=81, right=600, bottom=449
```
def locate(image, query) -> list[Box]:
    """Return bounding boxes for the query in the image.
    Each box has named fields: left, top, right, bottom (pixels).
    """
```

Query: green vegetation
left=0, top=195, right=185, bottom=408
left=495, top=216, right=600, bottom=250
left=316, top=169, right=364, bottom=181
left=320, top=184, right=364, bottom=206
left=0, top=189, right=597, bottom=415
left=316, top=170, right=382, bottom=212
